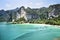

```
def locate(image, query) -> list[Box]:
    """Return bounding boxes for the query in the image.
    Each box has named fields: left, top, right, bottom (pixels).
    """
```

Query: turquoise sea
left=0, top=22, right=60, bottom=40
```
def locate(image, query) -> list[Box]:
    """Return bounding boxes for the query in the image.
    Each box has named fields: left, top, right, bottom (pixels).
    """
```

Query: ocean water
left=0, top=22, right=60, bottom=40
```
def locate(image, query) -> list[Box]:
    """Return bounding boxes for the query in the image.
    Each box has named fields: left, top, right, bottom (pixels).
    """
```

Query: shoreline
left=0, top=22, right=60, bottom=28
left=11, top=22, right=60, bottom=27
left=14, top=23, right=60, bottom=29
left=9, top=22, right=60, bottom=26
left=24, top=23, right=60, bottom=26
left=22, top=23, right=60, bottom=29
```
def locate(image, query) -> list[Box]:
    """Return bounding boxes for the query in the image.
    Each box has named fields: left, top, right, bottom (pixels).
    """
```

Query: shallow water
left=0, top=22, right=60, bottom=40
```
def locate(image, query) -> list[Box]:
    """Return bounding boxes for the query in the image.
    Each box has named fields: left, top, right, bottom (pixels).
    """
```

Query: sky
left=0, top=0, right=60, bottom=10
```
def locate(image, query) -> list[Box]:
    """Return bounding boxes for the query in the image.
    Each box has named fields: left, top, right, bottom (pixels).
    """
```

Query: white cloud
left=5, top=4, right=11, bottom=8
left=25, top=2, right=33, bottom=8
left=35, top=3, right=41, bottom=6
left=33, top=2, right=48, bottom=8
left=5, top=3, right=17, bottom=10
left=16, top=2, right=33, bottom=8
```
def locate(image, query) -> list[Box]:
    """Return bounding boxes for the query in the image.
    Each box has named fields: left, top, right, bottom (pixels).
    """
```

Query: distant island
left=0, top=4, right=60, bottom=25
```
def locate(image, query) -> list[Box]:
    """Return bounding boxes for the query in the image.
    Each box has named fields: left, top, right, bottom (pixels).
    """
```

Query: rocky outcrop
left=49, top=8, right=59, bottom=19
left=48, top=4, right=60, bottom=19
left=17, top=6, right=40, bottom=21
left=17, top=6, right=28, bottom=21
left=20, top=7, right=27, bottom=21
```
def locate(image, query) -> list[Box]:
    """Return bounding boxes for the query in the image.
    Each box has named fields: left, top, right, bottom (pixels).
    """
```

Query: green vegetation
left=45, top=19, right=60, bottom=25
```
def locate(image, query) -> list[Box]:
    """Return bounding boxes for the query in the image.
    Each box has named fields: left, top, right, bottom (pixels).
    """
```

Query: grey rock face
left=48, top=4, right=60, bottom=19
